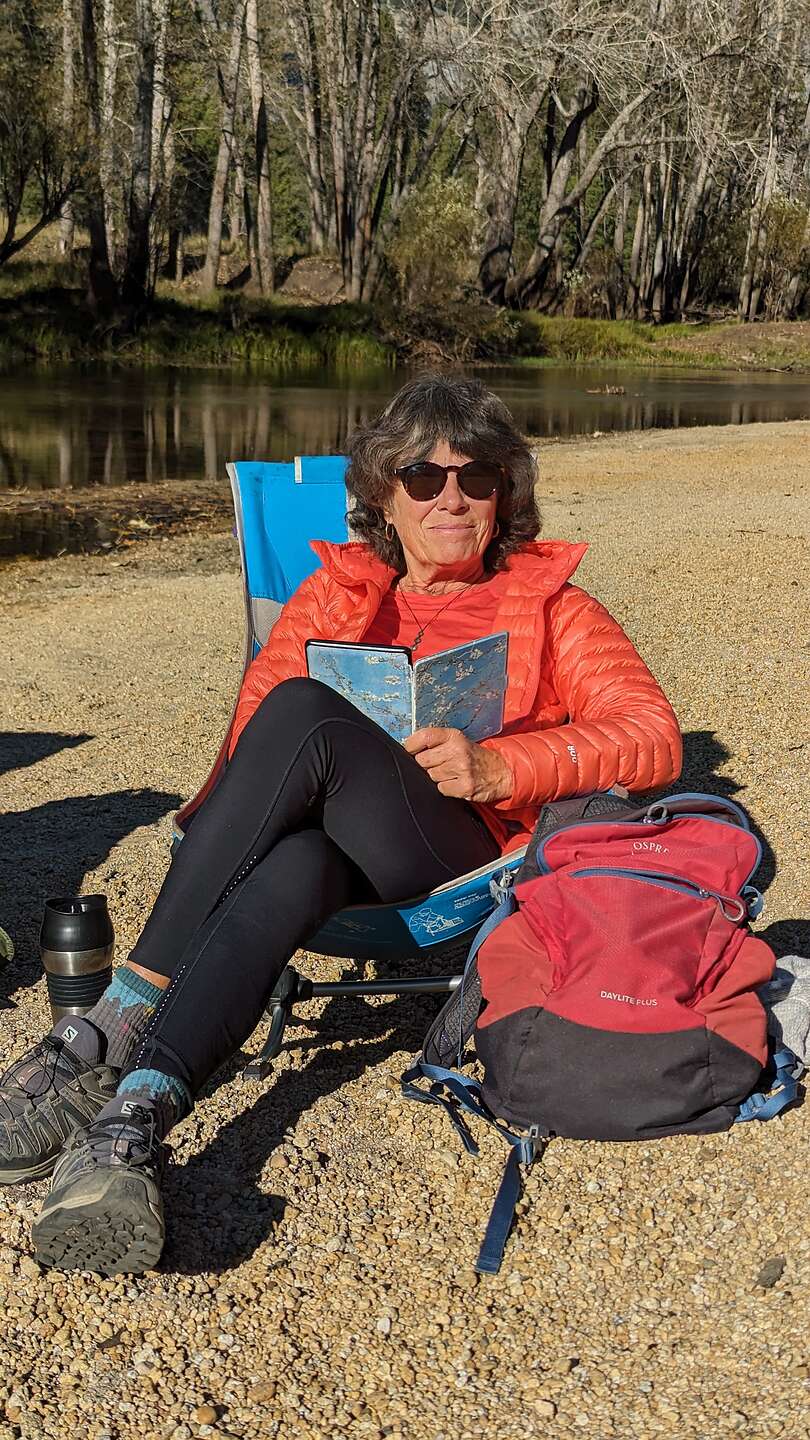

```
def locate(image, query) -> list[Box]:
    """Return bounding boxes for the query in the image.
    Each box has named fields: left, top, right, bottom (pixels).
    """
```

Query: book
left=305, top=632, right=509, bottom=744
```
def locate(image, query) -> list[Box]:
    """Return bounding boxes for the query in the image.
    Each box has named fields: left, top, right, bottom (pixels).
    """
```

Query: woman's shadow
left=0, top=730, right=182, bottom=1002
left=165, top=965, right=444, bottom=1274
left=165, top=727, right=807, bottom=1275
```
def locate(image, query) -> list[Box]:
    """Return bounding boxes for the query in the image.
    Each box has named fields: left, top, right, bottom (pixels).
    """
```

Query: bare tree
left=245, top=0, right=274, bottom=293
left=79, top=0, right=118, bottom=305
left=120, top=0, right=156, bottom=306
left=59, top=0, right=76, bottom=255
left=99, top=0, right=120, bottom=260
left=279, top=0, right=465, bottom=299
left=195, top=0, right=247, bottom=292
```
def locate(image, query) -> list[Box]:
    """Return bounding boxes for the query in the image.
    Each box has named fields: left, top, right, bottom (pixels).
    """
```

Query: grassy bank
left=507, top=313, right=810, bottom=371
left=0, top=284, right=393, bottom=371
left=2, top=248, right=809, bottom=372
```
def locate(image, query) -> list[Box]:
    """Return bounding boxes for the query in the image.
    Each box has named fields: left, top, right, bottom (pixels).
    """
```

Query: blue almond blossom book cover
left=305, top=633, right=509, bottom=744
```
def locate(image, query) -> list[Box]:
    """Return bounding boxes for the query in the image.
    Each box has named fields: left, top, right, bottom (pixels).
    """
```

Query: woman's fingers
left=404, top=726, right=456, bottom=756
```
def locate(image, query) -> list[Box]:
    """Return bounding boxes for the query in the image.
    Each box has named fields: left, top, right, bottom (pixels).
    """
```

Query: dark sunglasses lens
left=399, top=463, right=445, bottom=500
left=458, top=462, right=502, bottom=497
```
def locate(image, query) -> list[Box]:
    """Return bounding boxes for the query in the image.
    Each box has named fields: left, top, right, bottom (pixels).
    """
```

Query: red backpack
left=404, top=793, right=798, bottom=1273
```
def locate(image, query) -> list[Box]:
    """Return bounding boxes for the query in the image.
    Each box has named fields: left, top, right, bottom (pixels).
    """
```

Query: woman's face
left=384, top=439, right=500, bottom=581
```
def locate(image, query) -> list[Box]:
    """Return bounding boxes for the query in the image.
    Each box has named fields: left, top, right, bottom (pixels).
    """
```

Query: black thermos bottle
left=39, top=895, right=114, bottom=1024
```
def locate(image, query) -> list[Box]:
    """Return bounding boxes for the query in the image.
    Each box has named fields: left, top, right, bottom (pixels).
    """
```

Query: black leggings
left=125, top=678, right=499, bottom=1096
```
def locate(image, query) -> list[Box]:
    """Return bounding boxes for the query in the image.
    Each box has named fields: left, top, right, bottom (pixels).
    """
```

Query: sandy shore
left=0, top=420, right=808, bottom=1439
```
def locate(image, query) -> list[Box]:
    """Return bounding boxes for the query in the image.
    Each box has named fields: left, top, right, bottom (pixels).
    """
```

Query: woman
left=0, top=374, right=681, bottom=1273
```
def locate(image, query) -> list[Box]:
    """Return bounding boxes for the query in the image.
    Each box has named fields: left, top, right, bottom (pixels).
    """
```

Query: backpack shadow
left=678, top=730, right=777, bottom=891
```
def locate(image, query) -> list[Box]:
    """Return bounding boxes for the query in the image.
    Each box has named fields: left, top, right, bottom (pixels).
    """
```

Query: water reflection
left=1, top=364, right=808, bottom=500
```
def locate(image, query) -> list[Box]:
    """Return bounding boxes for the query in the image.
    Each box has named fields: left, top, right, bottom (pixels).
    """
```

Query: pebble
left=755, top=1255, right=786, bottom=1288
left=0, top=426, right=808, bottom=1440
left=191, top=1407, right=218, bottom=1426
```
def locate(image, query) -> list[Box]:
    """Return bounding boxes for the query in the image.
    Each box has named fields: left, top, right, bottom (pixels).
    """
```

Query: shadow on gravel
left=0, top=730, right=92, bottom=780
left=679, top=729, right=777, bottom=890
left=165, top=963, right=446, bottom=1275
left=0, top=788, right=183, bottom=1000
left=757, top=919, right=810, bottom=959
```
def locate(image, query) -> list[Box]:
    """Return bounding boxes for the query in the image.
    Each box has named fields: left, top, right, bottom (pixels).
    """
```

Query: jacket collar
left=310, top=537, right=587, bottom=593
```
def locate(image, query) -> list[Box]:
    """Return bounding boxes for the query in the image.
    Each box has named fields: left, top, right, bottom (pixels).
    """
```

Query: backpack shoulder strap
left=401, top=1058, right=548, bottom=1274
left=735, top=1047, right=803, bottom=1123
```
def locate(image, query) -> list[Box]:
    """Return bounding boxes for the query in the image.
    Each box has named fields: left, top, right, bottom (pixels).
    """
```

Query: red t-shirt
left=362, top=574, right=507, bottom=658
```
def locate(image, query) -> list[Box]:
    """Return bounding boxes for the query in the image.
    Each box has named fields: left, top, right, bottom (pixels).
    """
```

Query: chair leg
left=242, top=966, right=312, bottom=1081
left=241, top=962, right=463, bottom=1082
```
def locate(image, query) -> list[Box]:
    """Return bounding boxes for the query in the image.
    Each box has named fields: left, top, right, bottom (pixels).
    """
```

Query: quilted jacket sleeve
left=228, top=568, right=333, bottom=756
left=483, top=585, right=682, bottom=809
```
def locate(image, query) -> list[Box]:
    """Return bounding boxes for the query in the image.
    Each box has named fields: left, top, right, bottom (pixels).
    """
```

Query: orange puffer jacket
left=230, top=538, right=683, bottom=853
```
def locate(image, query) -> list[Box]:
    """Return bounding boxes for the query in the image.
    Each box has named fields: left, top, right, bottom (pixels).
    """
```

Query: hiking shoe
left=31, top=1096, right=167, bottom=1275
left=0, top=1018, right=120, bottom=1184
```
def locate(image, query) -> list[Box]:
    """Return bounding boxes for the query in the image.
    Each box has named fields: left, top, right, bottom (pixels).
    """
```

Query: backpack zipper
left=570, top=866, right=747, bottom=922
left=536, top=803, right=762, bottom=887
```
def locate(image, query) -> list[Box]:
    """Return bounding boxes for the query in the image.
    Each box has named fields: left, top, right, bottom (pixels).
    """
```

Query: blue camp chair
left=173, top=457, right=526, bottom=1078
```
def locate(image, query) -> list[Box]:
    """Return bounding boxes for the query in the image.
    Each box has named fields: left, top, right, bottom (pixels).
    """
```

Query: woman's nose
left=437, top=473, right=468, bottom=510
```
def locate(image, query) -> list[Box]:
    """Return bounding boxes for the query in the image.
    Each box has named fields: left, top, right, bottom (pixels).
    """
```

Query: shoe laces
left=0, top=1036, right=80, bottom=1122
left=57, top=1104, right=164, bottom=1186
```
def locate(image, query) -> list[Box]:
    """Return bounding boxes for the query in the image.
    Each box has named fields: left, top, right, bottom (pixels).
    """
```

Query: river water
left=1, top=362, right=808, bottom=495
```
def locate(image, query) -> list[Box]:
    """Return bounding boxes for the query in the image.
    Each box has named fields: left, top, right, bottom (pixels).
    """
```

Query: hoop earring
left=492, top=521, right=500, bottom=539
left=385, top=522, right=395, bottom=542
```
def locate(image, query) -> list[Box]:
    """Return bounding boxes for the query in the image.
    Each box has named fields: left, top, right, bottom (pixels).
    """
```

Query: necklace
left=397, top=582, right=473, bottom=650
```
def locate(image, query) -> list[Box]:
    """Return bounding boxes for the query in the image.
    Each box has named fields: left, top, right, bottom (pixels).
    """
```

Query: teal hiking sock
left=79, top=967, right=165, bottom=1071
left=117, top=1069, right=191, bottom=1140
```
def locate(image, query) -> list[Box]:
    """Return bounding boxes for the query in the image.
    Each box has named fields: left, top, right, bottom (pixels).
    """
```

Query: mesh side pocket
left=422, top=960, right=482, bottom=1068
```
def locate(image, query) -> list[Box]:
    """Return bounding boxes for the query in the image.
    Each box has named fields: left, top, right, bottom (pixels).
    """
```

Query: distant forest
left=2, top=0, right=809, bottom=321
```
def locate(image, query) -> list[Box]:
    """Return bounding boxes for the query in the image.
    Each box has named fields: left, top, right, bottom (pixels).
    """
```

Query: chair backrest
left=228, top=457, right=349, bottom=655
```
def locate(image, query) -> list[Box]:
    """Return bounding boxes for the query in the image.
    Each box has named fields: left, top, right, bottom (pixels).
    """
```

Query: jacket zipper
left=570, top=866, right=747, bottom=922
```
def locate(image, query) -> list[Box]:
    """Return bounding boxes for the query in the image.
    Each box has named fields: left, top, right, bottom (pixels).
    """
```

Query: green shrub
left=387, top=176, right=477, bottom=308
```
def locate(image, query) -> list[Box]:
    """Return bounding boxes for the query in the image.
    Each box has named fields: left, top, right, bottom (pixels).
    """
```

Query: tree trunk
left=148, top=0, right=172, bottom=284
left=785, top=207, right=810, bottom=317
left=505, top=85, right=599, bottom=308
left=121, top=0, right=155, bottom=307
left=245, top=0, right=273, bottom=293
left=283, top=3, right=331, bottom=253
left=100, top=0, right=119, bottom=263
left=608, top=175, right=629, bottom=318
left=79, top=0, right=118, bottom=308
left=739, top=123, right=778, bottom=321
left=201, top=0, right=246, bottom=293
left=59, top=0, right=76, bottom=256
left=477, top=116, right=532, bottom=304
left=230, top=153, right=246, bottom=244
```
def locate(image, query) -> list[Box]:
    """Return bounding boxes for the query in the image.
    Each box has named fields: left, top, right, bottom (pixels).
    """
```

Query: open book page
left=306, top=632, right=508, bottom=743
left=413, top=632, right=508, bottom=741
left=305, top=643, right=413, bottom=742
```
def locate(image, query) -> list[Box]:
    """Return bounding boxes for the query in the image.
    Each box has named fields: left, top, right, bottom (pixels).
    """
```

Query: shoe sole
left=0, top=1153, right=62, bottom=1185
left=31, top=1170, right=165, bottom=1275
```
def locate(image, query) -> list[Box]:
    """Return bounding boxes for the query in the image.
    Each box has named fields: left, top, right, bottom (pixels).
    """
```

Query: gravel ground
left=0, top=419, right=808, bottom=1440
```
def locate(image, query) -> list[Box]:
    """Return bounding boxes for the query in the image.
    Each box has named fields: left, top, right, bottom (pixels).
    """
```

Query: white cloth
left=757, top=955, right=810, bottom=1068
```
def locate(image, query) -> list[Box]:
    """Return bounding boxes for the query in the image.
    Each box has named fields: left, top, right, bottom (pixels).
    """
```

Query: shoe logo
left=120, top=1100, right=138, bottom=1116
left=62, top=1025, right=78, bottom=1044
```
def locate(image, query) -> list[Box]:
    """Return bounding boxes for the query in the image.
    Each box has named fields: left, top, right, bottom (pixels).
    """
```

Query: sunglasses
left=393, top=459, right=504, bottom=502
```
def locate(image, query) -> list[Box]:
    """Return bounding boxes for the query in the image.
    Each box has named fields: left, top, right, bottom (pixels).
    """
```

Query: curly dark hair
left=345, top=373, right=541, bottom=573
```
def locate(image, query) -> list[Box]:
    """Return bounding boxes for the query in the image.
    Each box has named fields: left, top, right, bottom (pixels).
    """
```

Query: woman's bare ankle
left=125, top=962, right=171, bottom=992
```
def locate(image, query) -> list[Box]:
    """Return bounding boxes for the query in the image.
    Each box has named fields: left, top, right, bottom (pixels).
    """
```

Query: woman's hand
left=403, top=727, right=513, bottom=804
